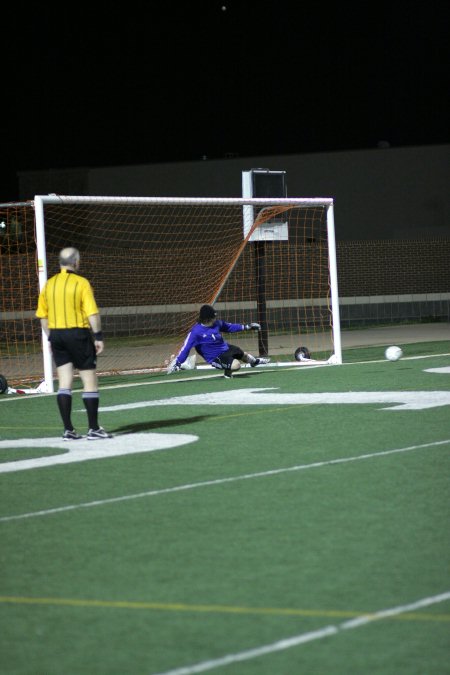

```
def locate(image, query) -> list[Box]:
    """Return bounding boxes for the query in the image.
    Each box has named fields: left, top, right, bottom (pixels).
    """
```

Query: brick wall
left=1, top=239, right=449, bottom=343
left=337, top=239, right=450, bottom=296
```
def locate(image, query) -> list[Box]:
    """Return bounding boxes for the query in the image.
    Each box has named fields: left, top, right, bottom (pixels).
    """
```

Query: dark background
left=2, top=1, right=449, bottom=203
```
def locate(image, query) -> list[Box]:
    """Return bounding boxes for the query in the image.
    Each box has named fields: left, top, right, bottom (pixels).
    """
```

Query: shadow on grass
left=113, top=416, right=212, bottom=434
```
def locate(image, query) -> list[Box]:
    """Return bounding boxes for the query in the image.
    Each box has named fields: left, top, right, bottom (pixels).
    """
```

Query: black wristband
left=93, top=331, right=103, bottom=341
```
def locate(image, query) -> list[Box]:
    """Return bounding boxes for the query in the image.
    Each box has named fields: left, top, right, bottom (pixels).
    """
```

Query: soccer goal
left=1, top=195, right=341, bottom=392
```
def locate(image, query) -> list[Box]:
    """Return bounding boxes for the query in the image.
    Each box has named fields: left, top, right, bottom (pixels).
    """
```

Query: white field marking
left=196, top=360, right=331, bottom=368
left=96, top=388, right=450, bottom=412
left=425, top=366, right=450, bottom=374
left=94, top=353, right=448, bottom=390
left=0, top=433, right=198, bottom=474
left=1, top=353, right=449, bottom=404
left=151, top=591, right=450, bottom=675
left=0, top=373, right=221, bottom=402
left=1, top=438, right=448, bottom=522
left=0, top=366, right=309, bottom=404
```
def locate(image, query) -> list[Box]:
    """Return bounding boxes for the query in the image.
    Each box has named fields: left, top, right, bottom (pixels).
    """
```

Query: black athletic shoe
left=87, top=427, right=113, bottom=440
left=223, top=369, right=233, bottom=379
left=62, top=429, right=83, bottom=441
left=251, top=357, right=271, bottom=367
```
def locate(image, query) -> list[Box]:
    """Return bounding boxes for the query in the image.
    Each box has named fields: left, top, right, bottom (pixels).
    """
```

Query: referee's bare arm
left=88, top=313, right=104, bottom=355
left=40, top=318, right=50, bottom=339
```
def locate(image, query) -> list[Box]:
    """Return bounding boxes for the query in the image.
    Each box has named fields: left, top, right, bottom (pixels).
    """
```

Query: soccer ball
left=385, top=345, right=403, bottom=361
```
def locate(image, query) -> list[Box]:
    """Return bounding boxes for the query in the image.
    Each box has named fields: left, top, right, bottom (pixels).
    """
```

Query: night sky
left=2, top=1, right=449, bottom=202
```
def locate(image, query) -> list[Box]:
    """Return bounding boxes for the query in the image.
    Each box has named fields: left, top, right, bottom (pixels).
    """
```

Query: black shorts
left=49, top=328, right=97, bottom=370
left=211, top=345, right=244, bottom=370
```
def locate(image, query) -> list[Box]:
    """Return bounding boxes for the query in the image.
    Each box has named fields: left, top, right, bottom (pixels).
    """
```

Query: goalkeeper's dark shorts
left=211, top=345, right=244, bottom=370
left=49, top=328, right=97, bottom=370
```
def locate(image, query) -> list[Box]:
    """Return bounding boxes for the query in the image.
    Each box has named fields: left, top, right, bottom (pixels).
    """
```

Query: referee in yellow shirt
left=36, top=247, right=112, bottom=440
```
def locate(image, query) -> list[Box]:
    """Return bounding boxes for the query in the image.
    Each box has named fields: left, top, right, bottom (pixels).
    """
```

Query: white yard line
left=1, top=439, right=448, bottom=523
left=150, top=591, right=450, bottom=675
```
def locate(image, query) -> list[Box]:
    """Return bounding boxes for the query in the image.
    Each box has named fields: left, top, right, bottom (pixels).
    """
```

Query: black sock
left=57, top=390, right=73, bottom=430
left=82, top=391, right=100, bottom=430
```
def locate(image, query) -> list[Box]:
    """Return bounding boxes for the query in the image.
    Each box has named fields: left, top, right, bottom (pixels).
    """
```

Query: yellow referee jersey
left=36, top=269, right=99, bottom=329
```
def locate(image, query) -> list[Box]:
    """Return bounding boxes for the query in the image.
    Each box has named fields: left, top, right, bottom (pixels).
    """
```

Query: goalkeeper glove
left=244, top=322, right=261, bottom=331
left=167, top=358, right=181, bottom=374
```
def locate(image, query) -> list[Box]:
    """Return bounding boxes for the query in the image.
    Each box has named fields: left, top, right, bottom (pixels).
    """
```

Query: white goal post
left=30, top=194, right=341, bottom=391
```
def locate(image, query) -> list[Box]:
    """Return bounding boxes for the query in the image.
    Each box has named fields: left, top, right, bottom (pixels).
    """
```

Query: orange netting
left=1, top=199, right=335, bottom=385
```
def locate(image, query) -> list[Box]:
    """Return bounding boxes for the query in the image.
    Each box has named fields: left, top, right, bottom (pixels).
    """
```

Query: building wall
left=336, top=239, right=450, bottom=327
left=18, top=144, right=450, bottom=241
left=15, top=145, right=450, bottom=326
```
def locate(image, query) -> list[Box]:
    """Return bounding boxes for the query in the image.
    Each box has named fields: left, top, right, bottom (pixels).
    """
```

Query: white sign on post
left=242, top=169, right=289, bottom=241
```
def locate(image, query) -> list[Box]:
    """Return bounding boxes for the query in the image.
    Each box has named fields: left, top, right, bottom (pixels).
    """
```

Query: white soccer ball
left=385, top=345, right=403, bottom=362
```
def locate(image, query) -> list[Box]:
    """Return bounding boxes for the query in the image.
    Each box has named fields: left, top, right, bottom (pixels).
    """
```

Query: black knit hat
left=199, top=304, right=217, bottom=321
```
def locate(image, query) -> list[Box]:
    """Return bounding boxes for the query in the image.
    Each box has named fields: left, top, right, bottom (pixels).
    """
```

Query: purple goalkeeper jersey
left=176, top=320, right=245, bottom=364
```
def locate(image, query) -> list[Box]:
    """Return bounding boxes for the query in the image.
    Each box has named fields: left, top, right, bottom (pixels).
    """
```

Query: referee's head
left=59, top=247, right=80, bottom=270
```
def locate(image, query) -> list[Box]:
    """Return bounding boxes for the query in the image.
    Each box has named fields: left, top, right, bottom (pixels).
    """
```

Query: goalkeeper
left=167, top=304, right=270, bottom=379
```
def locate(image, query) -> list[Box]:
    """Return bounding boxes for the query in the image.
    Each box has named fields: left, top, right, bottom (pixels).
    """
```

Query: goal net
left=0, top=201, right=43, bottom=391
left=1, top=195, right=341, bottom=391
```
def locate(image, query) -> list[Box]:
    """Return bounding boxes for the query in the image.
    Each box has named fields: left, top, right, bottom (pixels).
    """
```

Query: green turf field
left=1, top=341, right=449, bottom=674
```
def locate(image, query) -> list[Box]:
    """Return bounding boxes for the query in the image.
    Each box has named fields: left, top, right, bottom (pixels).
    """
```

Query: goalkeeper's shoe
left=251, top=357, right=271, bottom=367
left=63, top=429, right=83, bottom=441
left=87, top=427, right=113, bottom=440
left=223, top=369, right=233, bottom=379
left=167, top=358, right=181, bottom=374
